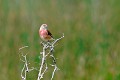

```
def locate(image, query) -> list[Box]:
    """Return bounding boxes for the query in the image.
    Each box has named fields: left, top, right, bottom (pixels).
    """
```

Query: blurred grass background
left=0, top=0, right=120, bottom=80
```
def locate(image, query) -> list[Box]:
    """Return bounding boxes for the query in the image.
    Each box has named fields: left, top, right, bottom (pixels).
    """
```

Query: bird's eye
left=43, top=24, right=45, bottom=26
left=44, top=24, right=47, bottom=27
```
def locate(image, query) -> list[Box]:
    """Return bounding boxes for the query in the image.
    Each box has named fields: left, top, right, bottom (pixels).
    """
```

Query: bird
left=39, top=24, right=54, bottom=42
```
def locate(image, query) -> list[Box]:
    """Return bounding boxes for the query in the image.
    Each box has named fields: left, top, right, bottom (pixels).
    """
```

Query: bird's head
left=40, top=24, right=48, bottom=30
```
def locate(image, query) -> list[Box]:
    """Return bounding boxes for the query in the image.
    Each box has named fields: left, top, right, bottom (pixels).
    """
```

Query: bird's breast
left=39, top=30, right=47, bottom=36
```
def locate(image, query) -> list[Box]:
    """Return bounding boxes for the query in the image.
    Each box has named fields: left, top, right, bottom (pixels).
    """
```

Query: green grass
left=0, top=0, right=120, bottom=80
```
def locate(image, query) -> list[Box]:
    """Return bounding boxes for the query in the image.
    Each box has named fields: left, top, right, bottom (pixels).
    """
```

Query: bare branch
left=50, top=54, right=60, bottom=80
left=37, top=45, right=46, bottom=80
left=37, top=33, right=64, bottom=80
left=19, top=33, right=64, bottom=80
left=19, top=46, right=37, bottom=80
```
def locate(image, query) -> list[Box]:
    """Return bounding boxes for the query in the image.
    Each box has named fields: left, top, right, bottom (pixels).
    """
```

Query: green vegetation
left=0, top=0, right=120, bottom=80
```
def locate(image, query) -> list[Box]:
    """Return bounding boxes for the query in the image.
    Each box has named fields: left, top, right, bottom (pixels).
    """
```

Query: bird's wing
left=47, top=30, right=53, bottom=38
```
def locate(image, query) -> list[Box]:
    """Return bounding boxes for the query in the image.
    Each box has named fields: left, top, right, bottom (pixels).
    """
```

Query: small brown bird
left=39, top=24, right=54, bottom=42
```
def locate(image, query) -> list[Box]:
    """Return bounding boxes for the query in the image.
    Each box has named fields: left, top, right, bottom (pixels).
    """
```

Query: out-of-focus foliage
left=0, top=0, right=120, bottom=80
